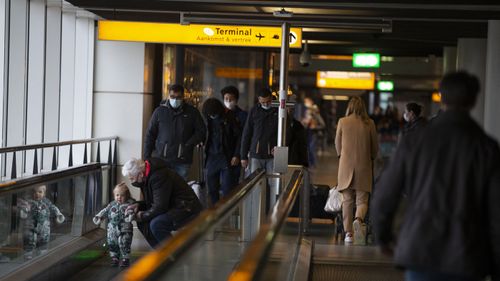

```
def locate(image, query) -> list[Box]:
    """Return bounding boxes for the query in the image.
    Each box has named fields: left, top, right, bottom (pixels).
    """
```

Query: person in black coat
left=143, top=84, right=206, bottom=180
left=288, top=106, right=309, bottom=167
left=202, top=98, right=242, bottom=204
left=401, top=102, right=427, bottom=137
left=372, top=71, right=500, bottom=281
left=122, top=157, right=203, bottom=247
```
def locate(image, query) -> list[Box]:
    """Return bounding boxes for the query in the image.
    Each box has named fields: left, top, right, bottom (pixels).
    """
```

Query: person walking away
left=372, top=71, right=500, bottom=281
left=143, top=84, right=206, bottom=180
left=335, top=96, right=378, bottom=244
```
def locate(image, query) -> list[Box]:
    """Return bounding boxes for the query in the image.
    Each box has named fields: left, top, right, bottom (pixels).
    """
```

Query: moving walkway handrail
left=116, top=168, right=267, bottom=281
left=228, top=168, right=304, bottom=281
left=0, top=163, right=103, bottom=194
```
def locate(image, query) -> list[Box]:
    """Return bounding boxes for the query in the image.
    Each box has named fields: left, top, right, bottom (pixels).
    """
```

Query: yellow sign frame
left=98, top=20, right=302, bottom=48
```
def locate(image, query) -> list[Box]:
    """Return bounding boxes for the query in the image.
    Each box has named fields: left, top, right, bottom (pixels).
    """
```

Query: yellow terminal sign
left=98, top=20, right=302, bottom=48
left=316, top=71, right=375, bottom=90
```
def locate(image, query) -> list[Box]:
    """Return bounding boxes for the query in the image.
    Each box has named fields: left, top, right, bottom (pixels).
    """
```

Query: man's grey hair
left=122, top=158, right=145, bottom=177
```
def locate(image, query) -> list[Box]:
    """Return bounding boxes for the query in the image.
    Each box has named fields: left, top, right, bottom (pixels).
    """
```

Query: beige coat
left=335, top=115, right=378, bottom=192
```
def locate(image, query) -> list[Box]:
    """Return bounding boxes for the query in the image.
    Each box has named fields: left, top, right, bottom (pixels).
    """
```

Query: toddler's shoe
left=120, top=258, right=130, bottom=267
left=110, top=257, right=119, bottom=267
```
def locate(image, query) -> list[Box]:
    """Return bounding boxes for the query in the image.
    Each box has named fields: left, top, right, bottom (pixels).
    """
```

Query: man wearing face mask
left=240, top=88, right=278, bottom=175
left=202, top=98, right=242, bottom=204
left=144, top=84, right=206, bottom=180
left=122, top=158, right=202, bottom=247
left=221, top=86, right=248, bottom=129
left=401, top=102, right=427, bottom=138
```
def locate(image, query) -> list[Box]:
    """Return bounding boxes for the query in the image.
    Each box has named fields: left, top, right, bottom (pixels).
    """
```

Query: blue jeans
left=207, top=164, right=240, bottom=204
left=138, top=209, right=199, bottom=248
left=250, top=158, right=278, bottom=211
left=165, top=163, right=191, bottom=181
left=405, top=270, right=480, bottom=281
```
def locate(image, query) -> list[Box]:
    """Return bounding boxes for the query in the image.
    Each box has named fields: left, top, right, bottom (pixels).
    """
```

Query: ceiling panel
left=67, top=0, right=500, bottom=57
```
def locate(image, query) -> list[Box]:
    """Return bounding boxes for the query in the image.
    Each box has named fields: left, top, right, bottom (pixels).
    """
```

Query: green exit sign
left=353, top=53, right=380, bottom=68
left=377, top=81, right=394, bottom=91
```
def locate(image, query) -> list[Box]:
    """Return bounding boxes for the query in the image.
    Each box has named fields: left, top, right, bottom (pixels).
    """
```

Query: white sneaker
left=344, top=232, right=353, bottom=243
left=353, top=219, right=366, bottom=245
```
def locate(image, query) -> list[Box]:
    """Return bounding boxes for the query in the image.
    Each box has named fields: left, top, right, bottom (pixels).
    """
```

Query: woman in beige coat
left=335, top=96, right=378, bottom=244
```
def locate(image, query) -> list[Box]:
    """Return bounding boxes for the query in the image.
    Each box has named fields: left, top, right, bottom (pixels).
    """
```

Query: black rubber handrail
left=115, top=168, right=266, bottom=281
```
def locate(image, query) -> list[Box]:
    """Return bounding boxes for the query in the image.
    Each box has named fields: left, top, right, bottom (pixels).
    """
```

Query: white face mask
left=261, top=104, right=271, bottom=110
left=403, top=112, right=410, bottom=122
left=224, top=101, right=236, bottom=110
left=169, top=98, right=182, bottom=109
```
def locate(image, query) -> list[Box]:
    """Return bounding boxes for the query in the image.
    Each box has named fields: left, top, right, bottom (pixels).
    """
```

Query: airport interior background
left=0, top=1, right=499, bottom=280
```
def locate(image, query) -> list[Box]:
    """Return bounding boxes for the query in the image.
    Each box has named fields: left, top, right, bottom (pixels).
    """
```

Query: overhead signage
left=316, top=71, right=375, bottom=90
left=352, top=53, right=380, bottom=68
left=377, top=81, right=394, bottom=91
left=98, top=20, right=302, bottom=48
left=215, top=68, right=263, bottom=79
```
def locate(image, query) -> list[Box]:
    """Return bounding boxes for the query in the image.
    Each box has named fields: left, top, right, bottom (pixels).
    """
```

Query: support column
left=93, top=40, right=154, bottom=196
left=485, top=21, right=500, bottom=141
left=174, top=45, right=185, bottom=85
left=456, top=38, right=486, bottom=127
left=431, top=47, right=457, bottom=116
left=443, top=47, right=457, bottom=74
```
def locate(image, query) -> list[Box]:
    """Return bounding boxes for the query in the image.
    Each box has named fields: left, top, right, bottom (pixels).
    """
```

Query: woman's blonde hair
left=345, top=96, right=369, bottom=121
left=113, top=182, right=131, bottom=199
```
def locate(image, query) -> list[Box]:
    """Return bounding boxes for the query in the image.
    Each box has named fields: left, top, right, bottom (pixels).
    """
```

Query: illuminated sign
left=432, top=92, right=441, bottom=103
left=353, top=53, right=380, bottom=68
left=377, top=81, right=394, bottom=91
left=215, top=68, right=262, bottom=79
left=98, top=20, right=302, bottom=48
left=316, top=71, right=375, bottom=90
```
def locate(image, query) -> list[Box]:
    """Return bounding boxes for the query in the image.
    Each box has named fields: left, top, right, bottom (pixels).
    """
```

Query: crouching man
left=122, top=158, right=203, bottom=247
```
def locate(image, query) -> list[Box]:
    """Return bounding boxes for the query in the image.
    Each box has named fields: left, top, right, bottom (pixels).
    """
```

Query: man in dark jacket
left=240, top=88, right=278, bottom=173
left=143, top=84, right=206, bottom=180
left=372, top=71, right=500, bottom=281
left=202, top=98, right=242, bottom=204
left=401, top=102, right=427, bottom=137
left=221, top=85, right=248, bottom=130
left=240, top=89, right=292, bottom=208
left=122, top=158, right=203, bottom=247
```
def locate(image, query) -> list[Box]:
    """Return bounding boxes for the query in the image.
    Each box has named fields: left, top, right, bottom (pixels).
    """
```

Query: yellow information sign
left=98, top=20, right=302, bottom=48
left=316, top=71, right=375, bottom=90
left=215, top=68, right=263, bottom=79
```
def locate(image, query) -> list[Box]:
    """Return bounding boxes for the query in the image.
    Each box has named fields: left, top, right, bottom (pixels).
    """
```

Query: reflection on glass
left=20, top=185, right=66, bottom=260
left=0, top=170, right=104, bottom=278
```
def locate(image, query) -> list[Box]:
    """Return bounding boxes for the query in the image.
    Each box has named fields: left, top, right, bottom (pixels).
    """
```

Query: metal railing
left=228, top=168, right=304, bottom=281
left=115, top=168, right=267, bottom=281
left=0, top=136, right=118, bottom=183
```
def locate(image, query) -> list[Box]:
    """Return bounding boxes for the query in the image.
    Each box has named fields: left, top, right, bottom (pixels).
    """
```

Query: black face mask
left=131, top=181, right=144, bottom=188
